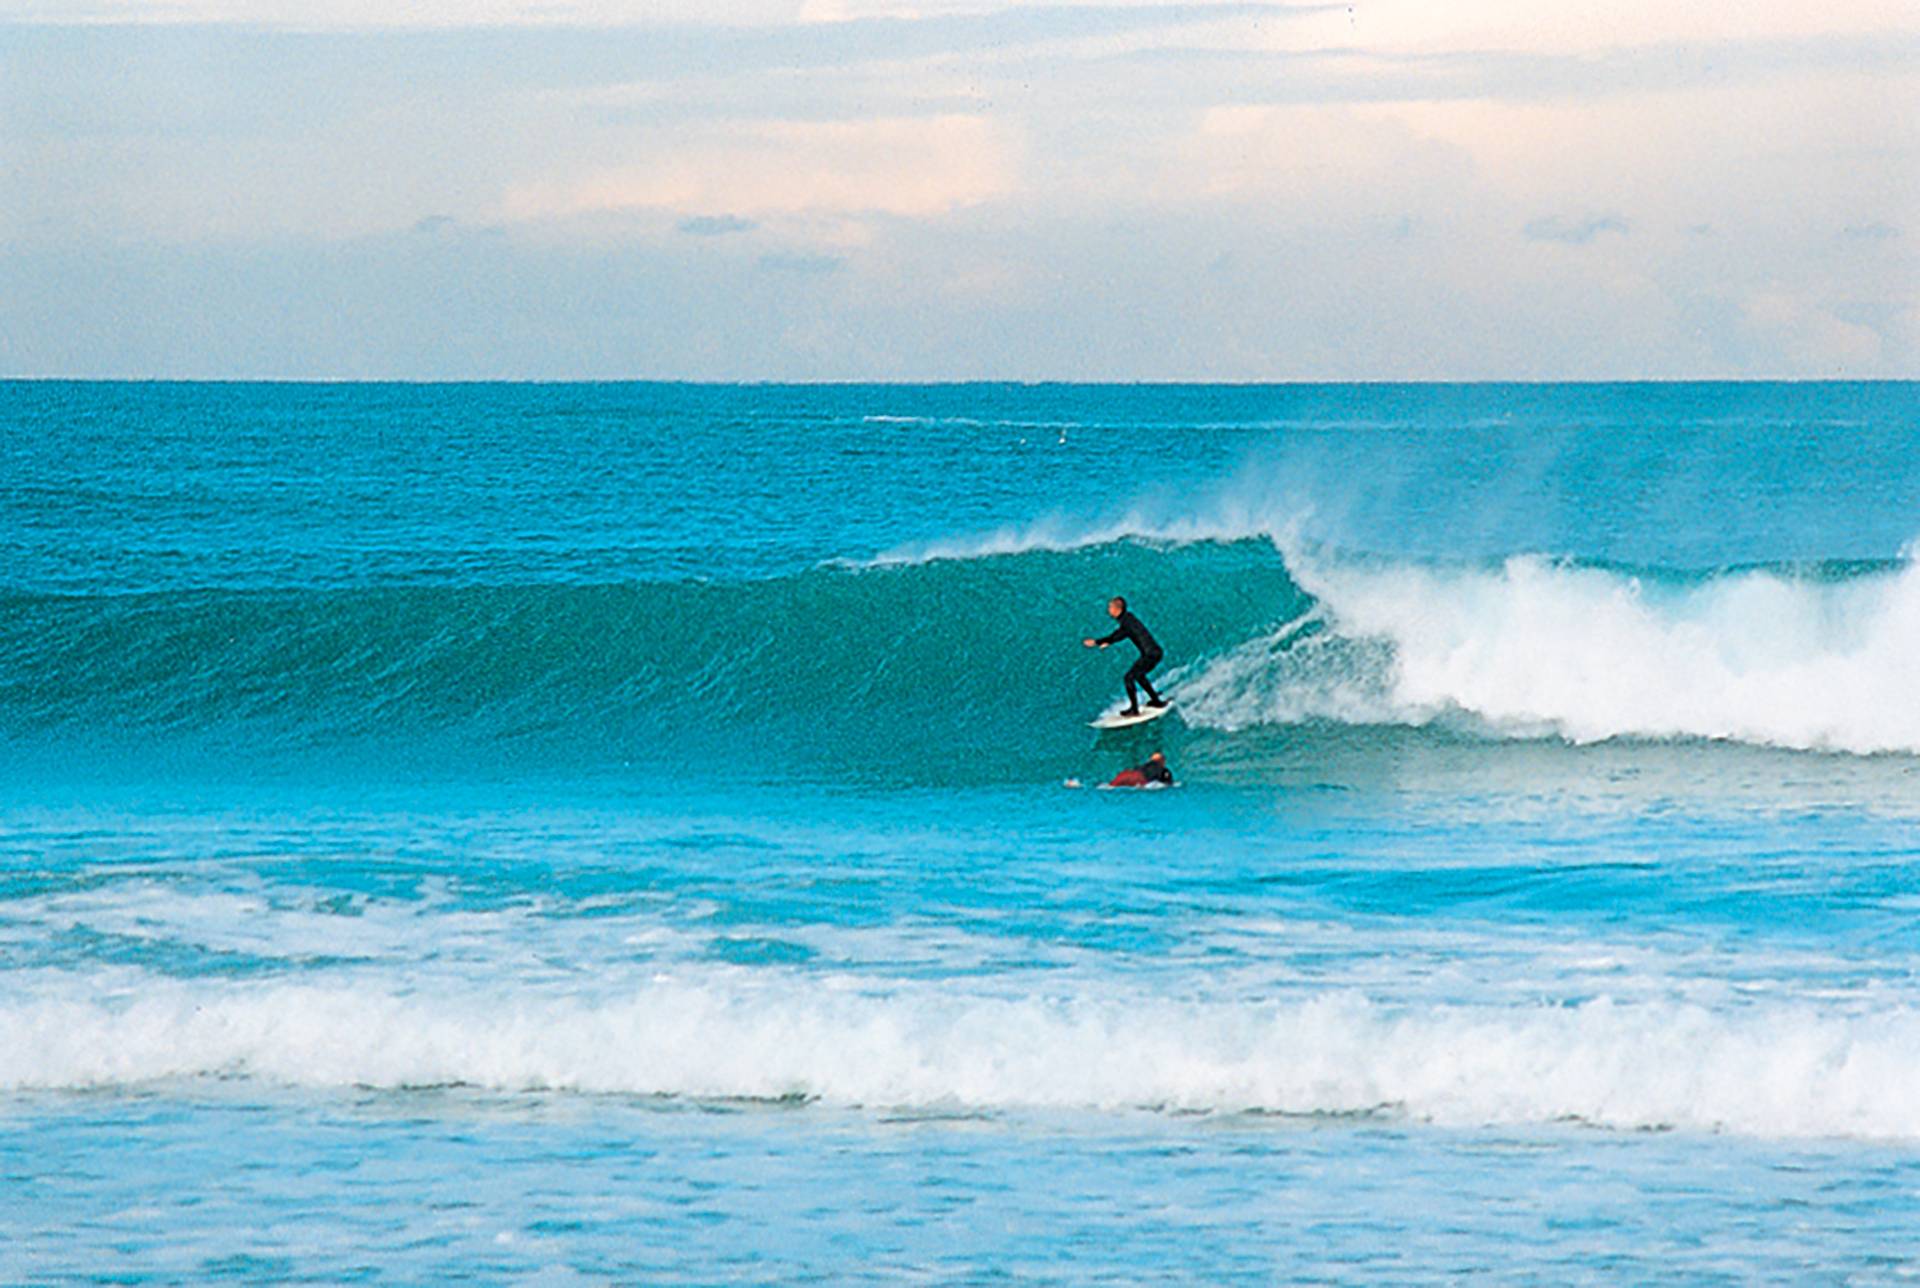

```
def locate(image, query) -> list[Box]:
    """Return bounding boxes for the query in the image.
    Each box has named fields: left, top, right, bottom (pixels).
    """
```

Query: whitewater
left=4, top=379, right=1920, bottom=1282
left=11, top=973, right=1920, bottom=1139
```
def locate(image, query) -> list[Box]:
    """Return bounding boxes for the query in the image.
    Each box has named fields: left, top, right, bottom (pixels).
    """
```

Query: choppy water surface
left=3, top=380, right=1918, bottom=1280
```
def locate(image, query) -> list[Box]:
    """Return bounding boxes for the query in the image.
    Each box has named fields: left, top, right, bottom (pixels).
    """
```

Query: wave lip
left=867, top=504, right=1312, bottom=566
left=5, top=978, right=1918, bottom=1141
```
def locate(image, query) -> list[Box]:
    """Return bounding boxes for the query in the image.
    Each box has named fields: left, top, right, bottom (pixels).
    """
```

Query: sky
left=0, top=0, right=1915, bottom=379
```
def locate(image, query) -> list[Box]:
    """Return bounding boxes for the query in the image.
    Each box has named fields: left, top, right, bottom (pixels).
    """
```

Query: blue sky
left=1, top=1, right=1914, bottom=379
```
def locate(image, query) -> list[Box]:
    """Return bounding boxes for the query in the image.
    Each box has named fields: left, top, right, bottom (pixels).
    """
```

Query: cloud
left=677, top=214, right=758, bottom=236
left=0, top=2, right=1305, bottom=46
left=0, top=0, right=808, bottom=28
left=1741, top=287, right=1886, bottom=369
left=1, top=2, right=1914, bottom=378
left=504, top=115, right=1019, bottom=221
left=1291, top=0, right=1919, bottom=60
left=1180, top=103, right=1475, bottom=204
left=757, top=251, right=844, bottom=274
left=1523, top=214, right=1630, bottom=245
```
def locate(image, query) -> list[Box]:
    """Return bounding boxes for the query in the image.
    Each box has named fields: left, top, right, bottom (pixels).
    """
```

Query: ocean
left=4, top=379, right=1919, bottom=1281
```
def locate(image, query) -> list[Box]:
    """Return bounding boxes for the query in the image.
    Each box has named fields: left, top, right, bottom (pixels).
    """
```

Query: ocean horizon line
left=3, top=375, right=1915, bottom=388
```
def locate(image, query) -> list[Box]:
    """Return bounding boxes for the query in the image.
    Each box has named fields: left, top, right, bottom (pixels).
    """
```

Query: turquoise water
left=4, top=380, right=1920, bottom=1280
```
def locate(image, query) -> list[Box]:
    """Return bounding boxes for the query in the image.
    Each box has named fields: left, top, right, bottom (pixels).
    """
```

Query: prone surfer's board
left=1089, top=703, right=1174, bottom=730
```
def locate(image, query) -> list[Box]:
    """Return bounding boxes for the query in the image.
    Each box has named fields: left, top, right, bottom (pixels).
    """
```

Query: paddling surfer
left=1108, top=751, right=1174, bottom=788
left=1081, top=596, right=1167, bottom=717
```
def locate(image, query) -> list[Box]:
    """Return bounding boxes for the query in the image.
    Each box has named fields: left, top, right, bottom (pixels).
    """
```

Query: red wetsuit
left=1108, top=759, right=1173, bottom=788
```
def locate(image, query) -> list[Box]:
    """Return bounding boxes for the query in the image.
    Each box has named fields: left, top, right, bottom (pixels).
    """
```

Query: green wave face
left=0, top=540, right=1308, bottom=784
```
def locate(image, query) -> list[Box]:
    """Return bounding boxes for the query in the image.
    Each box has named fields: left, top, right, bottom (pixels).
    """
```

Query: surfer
left=1108, top=751, right=1174, bottom=788
left=1082, top=596, right=1167, bottom=717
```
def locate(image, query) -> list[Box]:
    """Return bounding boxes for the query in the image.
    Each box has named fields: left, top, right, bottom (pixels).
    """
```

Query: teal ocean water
left=5, top=380, right=1920, bottom=1280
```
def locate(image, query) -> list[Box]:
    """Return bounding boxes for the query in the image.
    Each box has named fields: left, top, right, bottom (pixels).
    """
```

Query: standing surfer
left=1082, top=596, right=1168, bottom=717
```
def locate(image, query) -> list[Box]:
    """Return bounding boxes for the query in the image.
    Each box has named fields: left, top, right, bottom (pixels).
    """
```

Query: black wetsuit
left=1098, top=610, right=1165, bottom=711
left=1138, top=758, right=1174, bottom=786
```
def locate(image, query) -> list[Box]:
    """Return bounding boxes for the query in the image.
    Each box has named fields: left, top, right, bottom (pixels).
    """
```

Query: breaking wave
left=1176, top=545, right=1920, bottom=756
left=4, top=974, right=1917, bottom=1140
left=6, top=519, right=1920, bottom=776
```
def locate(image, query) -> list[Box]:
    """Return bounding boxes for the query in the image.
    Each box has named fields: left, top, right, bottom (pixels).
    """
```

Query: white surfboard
left=1089, top=703, right=1174, bottom=730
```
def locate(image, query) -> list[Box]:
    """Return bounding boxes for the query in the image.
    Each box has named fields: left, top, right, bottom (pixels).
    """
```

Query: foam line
left=5, top=977, right=1917, bottom=1139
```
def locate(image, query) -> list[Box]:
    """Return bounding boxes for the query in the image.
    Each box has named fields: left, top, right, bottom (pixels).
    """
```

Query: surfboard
left=1089, top=703, right=1174, bottom=730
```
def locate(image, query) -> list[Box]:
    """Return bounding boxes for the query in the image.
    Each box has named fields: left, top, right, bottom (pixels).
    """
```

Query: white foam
left=5, top=975, right=1920, bottom=1140
left=1174, top=546, right=1920, bottom=756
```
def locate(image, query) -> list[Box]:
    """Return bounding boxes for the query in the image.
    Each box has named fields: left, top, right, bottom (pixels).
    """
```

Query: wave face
left=0, top=539, right=1296, bottom=779
left=5, top=975, right=1917, bottom=1140
left=8, top=536, right=1920, bottom=777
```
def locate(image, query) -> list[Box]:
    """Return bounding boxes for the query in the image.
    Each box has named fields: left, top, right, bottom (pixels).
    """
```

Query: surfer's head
left=1148, top=751, right=1165, bottom=764
left=1107, top=596, right=1126, bottom=618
